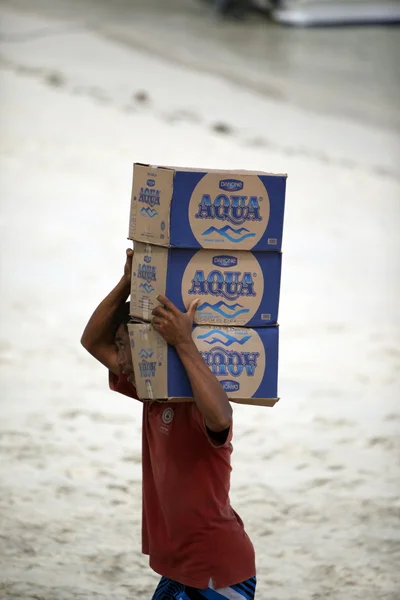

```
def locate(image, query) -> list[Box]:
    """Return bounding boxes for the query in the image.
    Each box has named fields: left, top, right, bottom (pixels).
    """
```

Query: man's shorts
left=152, top=575, right=257, bottom=599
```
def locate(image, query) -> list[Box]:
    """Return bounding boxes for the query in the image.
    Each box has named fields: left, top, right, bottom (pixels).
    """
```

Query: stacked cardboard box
left=127, top=163, right=287, bottom=407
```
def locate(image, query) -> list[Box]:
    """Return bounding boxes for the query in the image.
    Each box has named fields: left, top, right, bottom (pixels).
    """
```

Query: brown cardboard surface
left=128, top=322, right=168, bottom=400
left=231, top=397, right=279, bottom=407
left=128, top=322, right=278, bottom=404
left=129, top=164, right=174, bottom=245
left=128, top=162, right=286, bottom=250
left=130, top=242, right=168, bottom=321
left=138, top=397, right=279, bottom=407
left=130, top=242, right=281, bottom=327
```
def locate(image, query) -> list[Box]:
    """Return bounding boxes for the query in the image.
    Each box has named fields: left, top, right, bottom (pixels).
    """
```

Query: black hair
left=112, top=301, right=130, bottom=336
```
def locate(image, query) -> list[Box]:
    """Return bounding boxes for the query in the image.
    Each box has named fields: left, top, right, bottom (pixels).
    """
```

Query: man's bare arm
left=81, top=249, right=132, bottom=375
left=175, top=338, right=232, bottom=433
left=152, top=295, right=232, bottom=433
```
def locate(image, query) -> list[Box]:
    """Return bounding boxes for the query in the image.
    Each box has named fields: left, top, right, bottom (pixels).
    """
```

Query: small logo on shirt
left=162, top=407, right=174, bottom=424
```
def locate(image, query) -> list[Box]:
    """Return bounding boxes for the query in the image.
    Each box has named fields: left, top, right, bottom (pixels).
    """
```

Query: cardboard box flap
left=134, top=162, right=175, bottom=174
left=157, top=163, right=287, bottom=178
left=167, top=397, right=279, bottom=407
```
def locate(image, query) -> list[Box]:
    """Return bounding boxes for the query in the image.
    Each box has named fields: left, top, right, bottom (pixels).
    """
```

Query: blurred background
left=0, top=1, right=399, bottom=599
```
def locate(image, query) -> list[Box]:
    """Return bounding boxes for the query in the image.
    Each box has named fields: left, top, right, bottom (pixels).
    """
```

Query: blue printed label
left=138, top=348, right=156, bottom=378
left=138, top=360, right=157, bottom=378
left=219, top=179, right=244, bottom=192
left=138, top=263, right=156, bottom=283
left=188, top=173, right=270, bottom=249
left=212, top=255, right=238, bottom=268
left=197, top=329, right=252, bottom=346
left=199, top=347, right=260, bottom=377
left=182, top=250, right=264, bottom=326
left=188, top=270, right=255, bottom=301
left=220, top=380, right=240, bottom=392
left=139, top=186, right=160, bottom=218
left=137, top=261, right=156, bottom=294
left=139, top=348, right=154, bottom=359
left=195, top=194, right=261, bottom=226
left=193, top=326, right=267, bottom=397
left=139, top=187, right=160, bottom=206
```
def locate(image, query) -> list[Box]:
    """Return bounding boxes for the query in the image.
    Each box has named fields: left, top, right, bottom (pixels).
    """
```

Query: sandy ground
left=0, top=2, right=400, bottom=599
left=2, top=0, right=400, bottom=134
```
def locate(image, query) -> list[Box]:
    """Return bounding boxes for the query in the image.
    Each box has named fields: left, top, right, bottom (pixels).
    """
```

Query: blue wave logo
left=212, top=255, right=238, bottom=268
left=219, top=179, right=243, bottom=192
left=146, top=179, right=155, bottom=187
left=202, top=225, right=256, bottom=243
left=139, top=282, right=154, bottom=294
left=198, top=330, right=252, bottom=346
left=140, top=207, right=158, bottom=218
left=143, top=255, right=152, bottom=263
left=197, top=301, right=250, bottom=320
left=139, top=348, right=154, bottom=359
left=220, top=380, right=240, bottom=392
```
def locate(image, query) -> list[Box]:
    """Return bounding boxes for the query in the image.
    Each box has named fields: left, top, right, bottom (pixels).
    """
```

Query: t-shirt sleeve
left=191, top=404, right=233, bottom=448
left=109, top=372, right=141, bottom=401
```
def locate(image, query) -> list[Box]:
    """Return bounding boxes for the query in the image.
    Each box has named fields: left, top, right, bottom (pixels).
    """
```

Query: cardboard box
left=129, top=163, right=286, bottom=251
left=128, top=323, right=279, bottom=407
left=131, top=242, right=282, bottom=327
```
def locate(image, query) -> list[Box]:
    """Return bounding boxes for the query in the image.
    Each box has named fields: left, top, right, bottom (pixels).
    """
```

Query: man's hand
left=123, top=248, right=134, bottom=285
left=151, top=294, right=199, bottom=347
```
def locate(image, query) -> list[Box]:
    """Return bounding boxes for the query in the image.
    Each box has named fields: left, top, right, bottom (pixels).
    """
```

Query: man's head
left=113, top=302, right=135, bottom=385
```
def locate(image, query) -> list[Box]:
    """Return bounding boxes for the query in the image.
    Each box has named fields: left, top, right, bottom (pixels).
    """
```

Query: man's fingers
left=152, top=306, right=170, bottom=320
left=152, top=317, right=162, bottom=327
left=188, top=298, right=200, bottom=320
left=156, top=294, right=180, bottom=315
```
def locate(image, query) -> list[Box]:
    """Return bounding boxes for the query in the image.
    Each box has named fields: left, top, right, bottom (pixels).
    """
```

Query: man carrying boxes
left=81, top=163, right=286, bottom=599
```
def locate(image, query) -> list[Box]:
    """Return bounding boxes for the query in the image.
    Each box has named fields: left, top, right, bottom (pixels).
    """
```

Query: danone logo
left=220, top=380, right=240, bottom=392
left=146, top=179, right=155, bottom=187
left=212, top=255, right=238, bottom=268
left=199, top=347, right=260, bottom=377
left=219, top=179, right=244, bottom=192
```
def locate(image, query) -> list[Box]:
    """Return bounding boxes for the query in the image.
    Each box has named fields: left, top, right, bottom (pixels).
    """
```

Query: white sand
left=0, top=5, right=399, bottom=599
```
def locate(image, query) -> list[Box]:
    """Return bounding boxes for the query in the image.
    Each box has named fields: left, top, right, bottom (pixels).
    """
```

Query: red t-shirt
left=110, top=373, right=256, bottom=589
